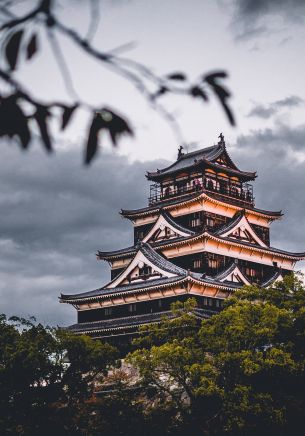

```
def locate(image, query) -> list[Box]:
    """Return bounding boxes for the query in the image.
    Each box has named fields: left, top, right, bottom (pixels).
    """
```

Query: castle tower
left=60, top=135, right=305, bottom=341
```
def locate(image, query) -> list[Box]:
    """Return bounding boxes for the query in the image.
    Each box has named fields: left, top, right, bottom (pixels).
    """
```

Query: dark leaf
left=34, top=106, right=52, bottom=152
left=5, top=29, right=24, bottom=70
left=209, top=83, right=234, bottom=125
left=102, top=109, right=133, bottom=146
left=0, top=95, right=31, bottom=148
left=167, top=73, right=187, bottom=81
left=85, top=109, right=133, bottom=164
left=151, top=86, right=168, bottom=101
left=220, top=99, right=235, bottom=126
left=61, top=104, right=77, bottom=130
left=85, top=114, right=101, bottom=164
left=190, top=86, right=208, bottom=102
left=203, top=72, right=235, bottom=126
left=203, top=71, right=228, bottom=83
left=26, top=33, right=38, bottom=60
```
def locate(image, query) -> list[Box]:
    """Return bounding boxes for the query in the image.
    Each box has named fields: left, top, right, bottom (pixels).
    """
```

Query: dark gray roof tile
left=66, top=308, right=217, bottom=333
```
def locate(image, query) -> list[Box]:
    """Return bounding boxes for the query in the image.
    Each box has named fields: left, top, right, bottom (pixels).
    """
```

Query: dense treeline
left=1, top=274, right=305, bottom=435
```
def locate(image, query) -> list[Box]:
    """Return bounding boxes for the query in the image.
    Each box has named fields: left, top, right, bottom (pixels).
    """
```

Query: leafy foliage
left=128, top=274, right=305, bottom=435
left=0, top=315, right=117, bottom=435
left=1, top=276, right=305, bottom=435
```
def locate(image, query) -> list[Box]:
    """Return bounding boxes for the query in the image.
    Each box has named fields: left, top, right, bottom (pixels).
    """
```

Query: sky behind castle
left=1, top=0, right=305, bottom=325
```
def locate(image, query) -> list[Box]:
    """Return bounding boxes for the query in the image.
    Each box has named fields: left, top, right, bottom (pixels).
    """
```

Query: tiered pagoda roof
left=146, top=141, right=257, bottom=181
left=67, top=308, right=214, bottom=337
left=60, top=136, right=304, bottom=340
left=121, top=191, right=283, bottom=220
left=61, top=242, right=246, bottom=304
left=97, top=211, right=305, bottom=262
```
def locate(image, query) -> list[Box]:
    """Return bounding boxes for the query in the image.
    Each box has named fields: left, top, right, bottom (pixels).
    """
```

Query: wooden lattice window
left=104, top=307, right=113, bottom=316
left=128, top=304, right=137, bottom=313
left=139, top=265, right=152, bottom=276
left=193, top=259, right=202, bottom=269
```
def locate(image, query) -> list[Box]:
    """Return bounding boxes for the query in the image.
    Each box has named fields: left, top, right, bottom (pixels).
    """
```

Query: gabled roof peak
left=146, top=135, right=256, bottom=181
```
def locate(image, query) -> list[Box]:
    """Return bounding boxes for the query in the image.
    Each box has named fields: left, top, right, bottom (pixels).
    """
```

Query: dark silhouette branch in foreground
left=0, top=0, right=235, bottom=164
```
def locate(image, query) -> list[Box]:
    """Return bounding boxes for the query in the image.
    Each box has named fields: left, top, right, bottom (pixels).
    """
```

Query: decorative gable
left=212, top=148, right=239, bottom=171
left=215, top=153, right=230, bottom=167
left=219, top=215, right=267, bottom=248
left=142, top=212, right=192, bottom=243
left=148, top=225, right=179, bottom=242
left=218, top=265, right=251, bottom=285
left=106, top=246, right=181, bottom=289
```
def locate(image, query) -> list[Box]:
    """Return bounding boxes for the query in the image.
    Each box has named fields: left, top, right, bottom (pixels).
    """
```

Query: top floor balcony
left=148, top=176, right=254, bottom=208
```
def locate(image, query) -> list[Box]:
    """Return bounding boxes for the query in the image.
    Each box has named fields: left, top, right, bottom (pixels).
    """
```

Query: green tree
left=0, top=315, right=117, bottom=435
left=129, top=299, right=223, bottom=435
left=128, top=274, right=305, bottom=436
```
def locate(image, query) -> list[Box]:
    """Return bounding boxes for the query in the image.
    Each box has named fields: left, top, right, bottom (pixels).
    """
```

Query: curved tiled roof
left=206, top=232, right=305, bottom=260
left=66, top=308, right=217, bottom=335
left=146, top=143, right=256, bottom=181
left=60, top=276, right=187, bottom=302
left=97, top=211, right=195, bottom=260
left=214, top=211, right=245, bottom=236
left=189, top=271, right=243, bottom=289
left=261, top=269, right=283, bottom=287
left=60, top=264, right=244, bottom=304
left=139, top=242, right=187, bottom=275
left=97, top=245, right=136, bottom=259
left=121, top=192, right=282, bottom=220
left=99, top=217, right=304, bottom=267
left=161, top=210, right=196, bottom=236
left=62, top=242, right=188, bottom=302
left=120, top=191, right=201, bottom=217
left=213, top=210, right=267, bottom=247
left=213, top=261, right=238, bottom=281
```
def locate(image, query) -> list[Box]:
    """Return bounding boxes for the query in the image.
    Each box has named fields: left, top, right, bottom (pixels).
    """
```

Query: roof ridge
left=120, top=192, right=283, bottom=219
left=261, top=269, right=282, bottom=287
left=161, top=210, right=196, bottom=236
left=140, top=242, right=188, bottom=276
left=146, top=144, right=219, bottom=178
left=213, top=260, right=238, bottom=281
left=213, top=211, right=244, bottom=236
left=60, top=275, right=187, bottom=302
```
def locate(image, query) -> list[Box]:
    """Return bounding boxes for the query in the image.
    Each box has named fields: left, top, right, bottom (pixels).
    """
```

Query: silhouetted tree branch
left=0, top=0, right=235, bottom=163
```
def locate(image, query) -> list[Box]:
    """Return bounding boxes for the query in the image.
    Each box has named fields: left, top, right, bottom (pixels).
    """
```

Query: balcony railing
left=148, top=180, right=254, bottom=207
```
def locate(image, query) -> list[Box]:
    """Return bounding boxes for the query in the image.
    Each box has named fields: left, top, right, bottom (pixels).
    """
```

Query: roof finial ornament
left=218, top=132, right=225, bottom=146
left=177, top=145, right=184, bottom=159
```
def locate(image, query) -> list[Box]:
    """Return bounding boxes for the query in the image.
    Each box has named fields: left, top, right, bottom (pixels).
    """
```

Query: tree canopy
left=128, top=274, right=305, bottom=435
left=1, top=274, right=304, bottom=435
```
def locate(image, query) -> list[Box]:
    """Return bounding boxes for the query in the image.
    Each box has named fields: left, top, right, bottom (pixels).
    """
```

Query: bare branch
left=86, top=0, right=100, bottom=43
left=47, top=28, right=78, bottom=101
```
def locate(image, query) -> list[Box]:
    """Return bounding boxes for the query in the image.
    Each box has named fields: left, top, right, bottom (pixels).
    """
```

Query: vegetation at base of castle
left=128, top=274, right=305, bottom=436
left=0, top=317, right=118, bottom=435
left=1, top=274, right=305, bottom=435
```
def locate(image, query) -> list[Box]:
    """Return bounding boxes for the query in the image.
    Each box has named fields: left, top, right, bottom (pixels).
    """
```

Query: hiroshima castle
left=60, top=134, right=305, bottom=341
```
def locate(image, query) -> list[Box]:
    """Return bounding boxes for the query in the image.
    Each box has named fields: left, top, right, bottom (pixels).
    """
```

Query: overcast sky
left=1, top=0, right=305, bottom=326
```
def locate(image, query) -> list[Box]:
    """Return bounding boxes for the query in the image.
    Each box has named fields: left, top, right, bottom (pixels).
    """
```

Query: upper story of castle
left=146, top=134, right=256, bottom=209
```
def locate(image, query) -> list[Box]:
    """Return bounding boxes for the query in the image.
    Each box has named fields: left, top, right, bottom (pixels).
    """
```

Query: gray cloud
left=0, top=142, right=165, bottom=326
left=234, top=0, right=305, bottom=23
left=1, top=121, right=305, bottom=328
left=247, top=96, right=304, bottom=119
left=232, top=123, right=305, bottom=261
left=228, top=0, right=305, bottom=40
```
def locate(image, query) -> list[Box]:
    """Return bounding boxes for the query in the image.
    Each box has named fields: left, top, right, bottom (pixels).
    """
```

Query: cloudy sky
left=1, top=0, right=305, bottom=326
